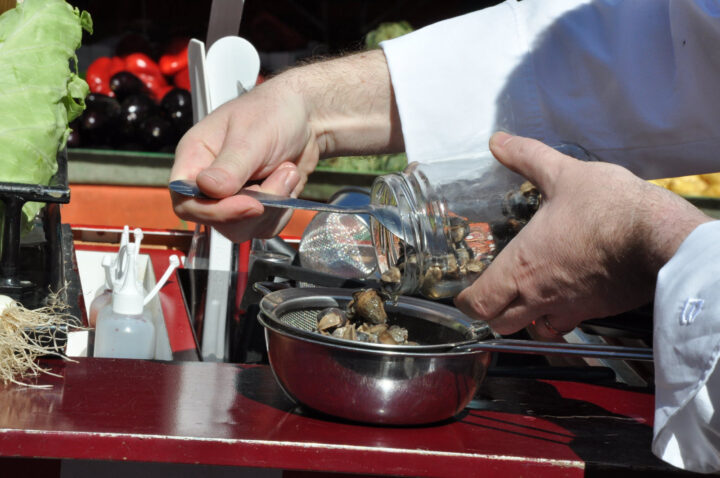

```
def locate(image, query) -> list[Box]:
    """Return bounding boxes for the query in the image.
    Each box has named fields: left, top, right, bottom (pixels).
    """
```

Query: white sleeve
left=381, top=0, right=720, bottom=180
left=653, top=221, right=720, bottom=474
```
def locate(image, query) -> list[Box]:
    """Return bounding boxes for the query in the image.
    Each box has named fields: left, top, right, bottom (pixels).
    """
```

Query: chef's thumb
left=195, top=139, right=267, bottom=199
left=489, top=132, right=568, bottom=196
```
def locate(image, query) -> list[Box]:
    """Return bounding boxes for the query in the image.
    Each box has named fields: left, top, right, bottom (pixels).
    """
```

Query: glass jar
left=370, top=144, right=589, bottom=299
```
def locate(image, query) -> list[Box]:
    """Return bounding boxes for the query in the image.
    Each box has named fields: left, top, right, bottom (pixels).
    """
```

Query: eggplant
left=80, top=94, right=122, bottom=147
left=139, top=116, right=175, bottom=151
left=110, top=71, right=146, bottom=102
left=119, top=93, right=156, bottom=141
left=79, top=110, right=115, bottom=147
left=86, top=93, right=121, bottom=118
left=160, top=88, right=193, bottom=136
left=160, top=87, right=191, bottom=111
left=67, top=119, right=81, bottom=148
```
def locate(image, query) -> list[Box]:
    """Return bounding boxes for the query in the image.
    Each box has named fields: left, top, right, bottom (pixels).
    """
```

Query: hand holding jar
left=453, top=133, right=711, bottom=338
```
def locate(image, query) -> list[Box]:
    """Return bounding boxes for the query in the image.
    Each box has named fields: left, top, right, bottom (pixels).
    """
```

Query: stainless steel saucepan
left=255, top=285, right=653, bottom=425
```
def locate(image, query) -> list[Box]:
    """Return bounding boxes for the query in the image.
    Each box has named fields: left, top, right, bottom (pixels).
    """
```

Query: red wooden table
left=0, top=241, right=694, bottom=477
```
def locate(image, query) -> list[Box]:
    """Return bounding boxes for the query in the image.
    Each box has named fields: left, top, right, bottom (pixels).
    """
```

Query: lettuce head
left=0, top=0, right=92, bottom=227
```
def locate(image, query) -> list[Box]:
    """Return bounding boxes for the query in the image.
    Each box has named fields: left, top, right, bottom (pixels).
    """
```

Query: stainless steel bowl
left=256, top=285, right=652, bottom=425
left=260, top=311, right=490, bottom=424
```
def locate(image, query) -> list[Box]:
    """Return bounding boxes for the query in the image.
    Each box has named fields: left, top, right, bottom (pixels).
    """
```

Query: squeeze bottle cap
left=107, top=225, right=131, bottom=286
left=120, top=225, right=130, bottom=249
left=133, top=227, right=144, bottom=250
left=143, top=255, right=181, bottom=306
left=111, top=243, right=144, bottom=315
left=101, top=254, right=114, bottom=289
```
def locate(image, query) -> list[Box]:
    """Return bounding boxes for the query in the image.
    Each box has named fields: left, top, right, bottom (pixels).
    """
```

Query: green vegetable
left=318, top=153, right=407, bottom=173
left=364, top=21, right=413, bottom=50
left=0, top=0, right=92, bottom=227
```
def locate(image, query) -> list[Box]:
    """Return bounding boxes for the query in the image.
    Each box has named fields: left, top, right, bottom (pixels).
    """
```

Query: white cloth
left=654, top=221, right=720, bottom=473
left=382, top=0, right=720, bottom=473
left=382, top=0, right=720, bottom=180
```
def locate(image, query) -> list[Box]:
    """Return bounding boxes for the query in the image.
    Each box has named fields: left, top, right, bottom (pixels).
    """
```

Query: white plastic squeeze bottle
left=94, top=243, right=155, bottom=359
left=94, top=244, right=180, bottom=360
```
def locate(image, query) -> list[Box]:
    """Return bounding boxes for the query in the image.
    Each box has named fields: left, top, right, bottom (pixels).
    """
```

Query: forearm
left=280, top=49, right=404, bottom=158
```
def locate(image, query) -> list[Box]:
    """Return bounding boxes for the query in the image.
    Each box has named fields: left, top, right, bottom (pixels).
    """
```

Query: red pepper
left=137, top=71, right=169, bottom=102
left=159, top=38, right=189, bottom=76
left=124, top=53, right=163, bottom=79
left=86, top=56, right=124, bottom=96
left=124, top=53, right=168, bottom=102
left=157, top=85, right=175, bottom=102
left=173, top=66, right=191, bottom=90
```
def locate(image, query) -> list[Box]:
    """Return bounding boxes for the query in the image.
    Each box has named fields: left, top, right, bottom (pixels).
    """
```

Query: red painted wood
left=0, top=357, right=670, bottom=477
left=0, top=226, right=670, bottom=476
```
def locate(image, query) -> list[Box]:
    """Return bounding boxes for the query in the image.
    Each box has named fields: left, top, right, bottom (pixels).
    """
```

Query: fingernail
left=198, top=168, right=229, bottom=187
left=282, top=168, right=300, bottom=193
left=490, top=131, right=514, bottom=148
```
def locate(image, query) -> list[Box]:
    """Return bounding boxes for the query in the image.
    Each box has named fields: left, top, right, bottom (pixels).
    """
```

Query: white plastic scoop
left=205, top=36, right=261, bottom=109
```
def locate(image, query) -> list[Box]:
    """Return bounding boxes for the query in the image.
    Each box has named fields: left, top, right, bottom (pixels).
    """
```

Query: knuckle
left=466, top=292, right=493, bottom=320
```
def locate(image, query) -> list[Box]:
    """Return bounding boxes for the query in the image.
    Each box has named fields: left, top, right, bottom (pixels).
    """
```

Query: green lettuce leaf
left=0, top=0, right=92, bottom=226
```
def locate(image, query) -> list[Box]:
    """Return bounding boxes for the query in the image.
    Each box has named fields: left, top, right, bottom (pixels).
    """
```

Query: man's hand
left=170, top=78, right=312, bottom=242
left=454, top=133, right=712, bottom=338
left=170, top=50, right=403, bottom=242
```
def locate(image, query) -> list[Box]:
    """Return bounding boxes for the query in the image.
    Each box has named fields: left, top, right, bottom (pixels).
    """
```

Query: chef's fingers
left=171, top=193, right=263, bottom=225
left=532, top=314, right=579, bottom=339
left=172, top=162, right=300, bottom=222
left=171, top=108, right=230, bottom=182
left=454, top=246, right=520, bottom=324
left=171, top=163, right=301, bottom=242
left=481, top=298, right=539, bottom=335
left=477, top=289, right=579, bottom=337
left=247, top=162, right=303, bottom=198
left=486, top=299, right=577, bottom=337
left=246, top=163, right=302, bottom=238
left=489, top=132, right=569, bottom=197
left=195, top=107, right=276, bottom=199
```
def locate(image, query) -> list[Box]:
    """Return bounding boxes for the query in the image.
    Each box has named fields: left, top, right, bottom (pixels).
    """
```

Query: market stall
left=0, top=0, right=714, bottom=476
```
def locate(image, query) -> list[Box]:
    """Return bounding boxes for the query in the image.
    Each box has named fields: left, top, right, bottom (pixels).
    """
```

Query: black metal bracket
left=0, top=148, right=70, bottom=301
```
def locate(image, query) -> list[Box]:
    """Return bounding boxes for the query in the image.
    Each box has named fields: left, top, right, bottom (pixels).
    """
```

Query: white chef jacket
left=382, top=0, right=720, bottom=473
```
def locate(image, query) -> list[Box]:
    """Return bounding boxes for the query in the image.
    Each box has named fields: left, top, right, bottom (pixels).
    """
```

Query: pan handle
left=253, top=281, right=292, bottom=297
left=455, top=338, right=653, bottom=362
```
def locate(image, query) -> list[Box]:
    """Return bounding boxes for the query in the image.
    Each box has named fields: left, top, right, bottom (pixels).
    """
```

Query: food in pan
left=315, top=289, right=415, bottom=345
left=379, top=181, right=541, bottom=298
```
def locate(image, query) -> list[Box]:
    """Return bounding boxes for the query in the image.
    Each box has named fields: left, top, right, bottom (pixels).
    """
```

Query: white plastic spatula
left=188, top=38, right=211, bottom=125
left=205, top=36, right=261, bottom=109
left=186, top=34, right=261, bottom=362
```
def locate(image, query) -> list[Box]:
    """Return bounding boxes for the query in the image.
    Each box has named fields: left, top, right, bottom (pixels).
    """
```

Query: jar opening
left=370, top=173, right=420, bottom=296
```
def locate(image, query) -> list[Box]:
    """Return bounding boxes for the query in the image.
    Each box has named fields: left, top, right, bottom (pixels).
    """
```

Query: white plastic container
left=94, top=305, right=156, bottom=359
left=94, top=243, right=155, bottom=359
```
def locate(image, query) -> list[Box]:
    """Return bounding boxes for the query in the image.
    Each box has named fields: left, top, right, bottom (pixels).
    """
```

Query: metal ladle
left=169, top=179, right=408, bottom=241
